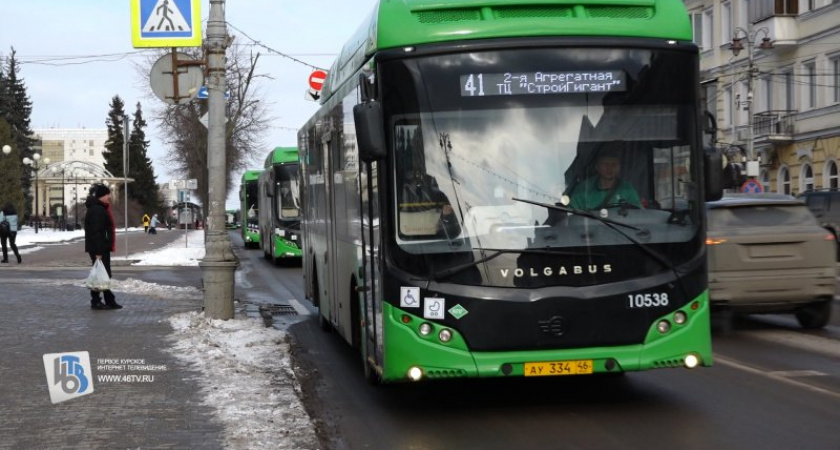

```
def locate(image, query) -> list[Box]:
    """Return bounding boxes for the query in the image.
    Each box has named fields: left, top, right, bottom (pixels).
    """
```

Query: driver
left=568, top=147, right=641, bottom=210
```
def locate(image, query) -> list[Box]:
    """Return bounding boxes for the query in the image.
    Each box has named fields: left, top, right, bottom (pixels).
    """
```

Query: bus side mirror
left=704, top=147, right=723, bottom=201
left=266, top=182, right=274, bottom=198
left=353, top=101, right=386, bottom=163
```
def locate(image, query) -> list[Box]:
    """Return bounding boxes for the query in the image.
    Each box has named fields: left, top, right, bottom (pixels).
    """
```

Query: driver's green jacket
left=568, top=177, right=641, bottom=210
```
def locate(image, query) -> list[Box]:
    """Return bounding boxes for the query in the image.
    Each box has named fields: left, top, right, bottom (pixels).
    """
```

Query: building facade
left=685, top=0, right=840, bottom=194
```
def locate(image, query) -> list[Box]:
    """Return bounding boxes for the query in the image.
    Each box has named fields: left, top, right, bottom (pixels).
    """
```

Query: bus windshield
left=274, top=164, right=301, bottom=220
left=383, top=45, right=701, bottom=257
left=245, top=181, right=259, bottom=223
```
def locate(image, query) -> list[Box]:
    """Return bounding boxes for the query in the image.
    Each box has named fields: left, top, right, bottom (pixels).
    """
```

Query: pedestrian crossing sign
left=130, top=0, right=202, bottom=48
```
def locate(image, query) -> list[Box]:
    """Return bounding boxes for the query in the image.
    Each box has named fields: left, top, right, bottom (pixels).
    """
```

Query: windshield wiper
left=511, top=197, right=677, bottom=274
left=431, top=249, right=507, bottom=281
left=511, top=197, right=642, bottom=231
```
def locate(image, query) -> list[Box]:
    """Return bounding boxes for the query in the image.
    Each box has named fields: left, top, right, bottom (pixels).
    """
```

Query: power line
left=225, top=21, right=331, bottom=71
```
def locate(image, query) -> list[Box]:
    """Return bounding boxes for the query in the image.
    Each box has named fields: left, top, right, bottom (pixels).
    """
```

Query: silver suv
left=706, top=194, right=836, bottom=329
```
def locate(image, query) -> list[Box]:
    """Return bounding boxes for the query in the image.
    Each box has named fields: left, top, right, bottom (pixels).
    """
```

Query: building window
left=702, top=8, right=713, bottom=50
left=801, top=163, right=814, bottom=193
left=785, top=70, right=794, bottom=110
left=720, top=2, right=732, bottom=45
left=826, top=160, right=839, bottom=189
left=760, top=168, right=770, bottom=193
left=761, top=76, right=773, bottom=112
left=739, top=0, right=749, bottom=30
left=805, top=61, right=817, bottom=109
left=723, top=87, right=733, bottom=127
left=738, top=80, right=749, bottom=126
left=778, top=166, right=791, bottom=195
left=691, top=12, right=703, bottom=48
left=832, top=56, right=840, bottom=104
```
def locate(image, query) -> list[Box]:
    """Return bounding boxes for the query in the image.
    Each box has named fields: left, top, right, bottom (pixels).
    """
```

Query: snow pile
left=167, top=312, right=320, bottom=450
left=130, top=231, right=205, bottom=266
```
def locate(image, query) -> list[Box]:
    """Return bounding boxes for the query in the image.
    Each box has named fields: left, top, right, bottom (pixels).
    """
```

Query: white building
left=685, top=0, right=840, bottom=194
left=30, top=128, right=122, bottom=223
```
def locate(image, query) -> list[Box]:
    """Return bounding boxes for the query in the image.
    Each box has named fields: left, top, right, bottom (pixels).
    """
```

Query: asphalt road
left=13, top=230, right=837, bottom=449
left=231, top=237, right=840, bottom=450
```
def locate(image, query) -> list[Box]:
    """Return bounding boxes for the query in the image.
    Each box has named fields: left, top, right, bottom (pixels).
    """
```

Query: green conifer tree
left=1, top=49, right=37, bottom=217
left=0, top=118, right=26, bottom=216
left=103, top=95, right=127, bottom=178
left=128, top=102, right=164, bottom=213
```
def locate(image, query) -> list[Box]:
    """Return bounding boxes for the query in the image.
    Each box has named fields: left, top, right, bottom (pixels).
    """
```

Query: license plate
left=524, top=360, right=594, bottom=377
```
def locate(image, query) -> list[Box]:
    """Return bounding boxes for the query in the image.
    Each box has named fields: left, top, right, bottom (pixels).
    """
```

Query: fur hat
left=90, top=183, right=111, bottom=199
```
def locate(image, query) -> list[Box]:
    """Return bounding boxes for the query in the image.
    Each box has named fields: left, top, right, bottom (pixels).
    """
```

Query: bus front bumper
left=380, top=297, right=712, bottom=382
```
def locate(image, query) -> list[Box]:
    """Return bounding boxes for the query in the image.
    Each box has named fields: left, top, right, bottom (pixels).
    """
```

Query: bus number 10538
left=628, top=293, right=669, bottom=308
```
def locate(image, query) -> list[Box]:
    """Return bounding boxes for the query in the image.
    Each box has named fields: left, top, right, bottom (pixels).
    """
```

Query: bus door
left=322, top=132, right=341, bottom=331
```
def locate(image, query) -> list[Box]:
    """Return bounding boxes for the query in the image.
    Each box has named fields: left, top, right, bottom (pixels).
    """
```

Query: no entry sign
left=308, top=70, right=328, bottom=91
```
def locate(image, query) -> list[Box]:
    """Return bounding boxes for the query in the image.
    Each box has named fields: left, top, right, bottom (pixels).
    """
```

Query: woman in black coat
left=83, top=184, right=122, bottom=310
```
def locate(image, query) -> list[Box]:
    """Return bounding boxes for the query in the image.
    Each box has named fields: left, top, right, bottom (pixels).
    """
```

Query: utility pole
left=201, top=0, right=238, bottom=319
left=730, top=26, right=773, bottom=178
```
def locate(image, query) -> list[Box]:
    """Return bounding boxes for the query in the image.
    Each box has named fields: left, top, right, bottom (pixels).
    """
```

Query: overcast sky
left=1, top=0, right=378, bottom=208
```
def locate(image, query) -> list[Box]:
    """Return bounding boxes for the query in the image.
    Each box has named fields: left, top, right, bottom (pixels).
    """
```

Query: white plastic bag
left=85, top=259, right=111, bottom=292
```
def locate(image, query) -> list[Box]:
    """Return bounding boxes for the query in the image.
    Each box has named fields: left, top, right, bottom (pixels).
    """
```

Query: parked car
left=706, top=193, right=836, bottom=329
left=798, top=189, right=840, bottom=253
left=798, top=188, right=840, bottom=226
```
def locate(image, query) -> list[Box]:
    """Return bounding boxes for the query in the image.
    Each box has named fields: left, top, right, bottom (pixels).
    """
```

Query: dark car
left=706, top=193, right=836, bottom=329
left=798, top=189, right=840, bottom=245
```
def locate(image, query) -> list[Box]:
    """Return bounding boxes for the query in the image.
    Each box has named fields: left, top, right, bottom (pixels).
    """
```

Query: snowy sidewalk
left=0, top=230, right=320, bottom=449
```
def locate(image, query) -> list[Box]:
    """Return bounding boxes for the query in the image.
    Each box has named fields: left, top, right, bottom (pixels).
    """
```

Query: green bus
left=239, top=169, right=263, bottom=248
left=299, top=0, right=723, bottom=384
left=257, top=147, right=303, bottom=265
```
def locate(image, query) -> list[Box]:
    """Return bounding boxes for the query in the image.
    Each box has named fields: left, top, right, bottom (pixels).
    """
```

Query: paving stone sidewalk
left=0, top=276, right=225, bottom=449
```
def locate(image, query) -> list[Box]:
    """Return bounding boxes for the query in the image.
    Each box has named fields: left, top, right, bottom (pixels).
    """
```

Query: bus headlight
left=684, top=353, right=700, bottom=369
left=656, top=320, right=671, bottom=334
left=419, top=323, right=432, bottom=336
left=407, top=366, right=423, bottom=381
left=674, top=311, right=687, bottom=325
left=438, top=328, right=452, bottom=343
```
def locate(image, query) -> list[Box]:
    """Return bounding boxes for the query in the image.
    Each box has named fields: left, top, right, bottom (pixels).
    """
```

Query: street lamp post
left=730, top=26, right=774, bottom=177
left=22, top=152, right=50, bottom=233
left=50, top=165, right=69, bottom=230
left=71, top=171, right=81, bottom=229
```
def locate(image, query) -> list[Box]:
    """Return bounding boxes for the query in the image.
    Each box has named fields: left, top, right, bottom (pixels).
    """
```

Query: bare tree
left=139, top=40, right=272, bottom=208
